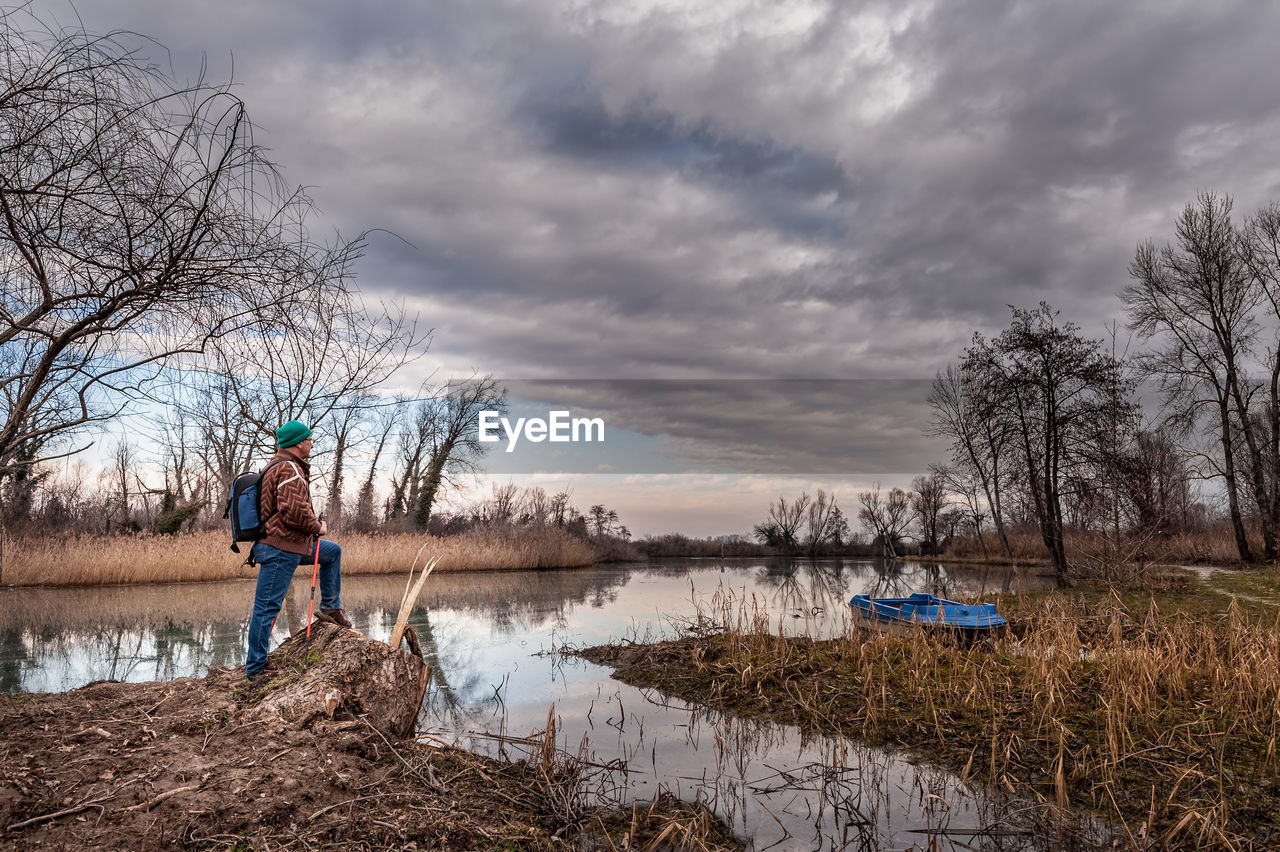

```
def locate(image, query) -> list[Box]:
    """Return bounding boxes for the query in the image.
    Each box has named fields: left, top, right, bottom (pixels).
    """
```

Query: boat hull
left=848, top=593, right=1006, bottom=638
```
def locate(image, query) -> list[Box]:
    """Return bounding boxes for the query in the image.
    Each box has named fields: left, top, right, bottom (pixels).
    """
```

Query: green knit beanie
left=275, top=420, right=313, bottom=449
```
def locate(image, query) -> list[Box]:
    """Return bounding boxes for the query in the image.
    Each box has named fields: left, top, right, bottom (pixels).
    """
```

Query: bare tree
left=931, top=461, right=990, bottom=559
left=207, top=289, right=425, bottom=471
left=1124, top=193, right=1263, bottom=561
left=1115, top=427, right=1192, bottom=532
left=754, top=493, right=810, bottom=553
left=0, top=13, right=367, bottom=577
left=928, top=365, right=1014, bottom=557
left=487, top=483, right=521, bottom=526
left=156, top=411, right=196, bottom=504
left=520, top=486, right=551, bottom=527
left=351, top=399, right=404, bottom=531
left=109, top=439, right=139, bottom=530
left=408, top=376, right=506, bottom=530
left=0, top=12, right=342, bottom=476
left=184, top=374, right=264, bottom=503
left=965, top=304, right=1135, bottom=584
left=804, top=489, right=847, bottom=556
left=388, top=401, right=433, bottom=521
left=549, top=490, right=573, bottom=528
left=937, top=506, right=968, bottom=549
left=911, top=472, right=947, bottom=555
left=857, top=484, right=912, bottom=558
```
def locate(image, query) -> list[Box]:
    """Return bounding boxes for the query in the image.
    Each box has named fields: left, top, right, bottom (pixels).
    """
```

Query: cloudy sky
left=31, top=0, right=1280, bottom=534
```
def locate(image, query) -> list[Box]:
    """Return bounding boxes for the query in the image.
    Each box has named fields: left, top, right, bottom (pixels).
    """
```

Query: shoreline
left=577, top=571, right=1280, bottom=850
left=0, top=627, right=741, bottom=850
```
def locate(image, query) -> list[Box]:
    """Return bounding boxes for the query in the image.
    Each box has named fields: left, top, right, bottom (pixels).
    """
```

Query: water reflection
left=3, top=558, right=1064, bottom=849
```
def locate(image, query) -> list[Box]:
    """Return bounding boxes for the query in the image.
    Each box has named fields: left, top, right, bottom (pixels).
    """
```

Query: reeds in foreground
left=5, top=527, right=596, bottom=587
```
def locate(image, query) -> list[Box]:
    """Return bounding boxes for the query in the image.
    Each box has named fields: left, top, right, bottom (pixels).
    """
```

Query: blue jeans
left=245, top=540, right=342, bottom=676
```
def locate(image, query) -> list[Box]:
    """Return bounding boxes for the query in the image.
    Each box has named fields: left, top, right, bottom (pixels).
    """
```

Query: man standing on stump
left=245, top=419, right=352, bottom=679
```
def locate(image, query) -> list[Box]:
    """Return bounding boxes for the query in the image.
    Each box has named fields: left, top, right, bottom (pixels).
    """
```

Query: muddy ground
left=0, top=642, right=739, bottom=850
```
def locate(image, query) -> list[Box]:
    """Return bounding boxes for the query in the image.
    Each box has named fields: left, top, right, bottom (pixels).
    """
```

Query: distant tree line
left=746, top=474, right=954, bottom=561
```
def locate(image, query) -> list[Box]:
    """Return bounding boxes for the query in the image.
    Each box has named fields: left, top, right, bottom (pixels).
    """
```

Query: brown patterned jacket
left=258, top=447, right=322, bottom=556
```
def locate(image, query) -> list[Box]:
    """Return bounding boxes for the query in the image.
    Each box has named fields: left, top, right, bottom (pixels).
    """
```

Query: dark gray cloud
left=30, top=0, right=1280, bottom=483
left=485, top=380, right=941, bottom=475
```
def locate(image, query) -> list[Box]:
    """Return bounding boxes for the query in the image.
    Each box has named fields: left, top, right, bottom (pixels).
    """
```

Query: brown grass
left=588, top=582, right=1280, bottom=849
left=4, top=527, right=596, bottom=587
left=943, top=528, right=1049, bottom=561
left=943, top=525, right=1260, bottom=568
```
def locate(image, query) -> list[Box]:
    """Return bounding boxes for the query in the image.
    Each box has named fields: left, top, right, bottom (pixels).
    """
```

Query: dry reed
left=943, top=526, right=1260, bottom=568
left=5, top=527, right=596, bottom=587
left=599, top=587, right=1280, bottom=849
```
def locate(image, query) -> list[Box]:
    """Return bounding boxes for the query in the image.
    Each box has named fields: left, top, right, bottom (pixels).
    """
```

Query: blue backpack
left=224, top=458, right=286, bottom=553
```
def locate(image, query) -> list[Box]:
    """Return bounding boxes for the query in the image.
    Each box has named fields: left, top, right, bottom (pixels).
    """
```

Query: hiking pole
left=304, top=515, right=324, bottom=661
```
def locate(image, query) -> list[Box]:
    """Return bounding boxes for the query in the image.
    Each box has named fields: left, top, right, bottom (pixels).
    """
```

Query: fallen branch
left=5, top=793, right=114, bottom=831
left=310, top=792, right=398, bottom=821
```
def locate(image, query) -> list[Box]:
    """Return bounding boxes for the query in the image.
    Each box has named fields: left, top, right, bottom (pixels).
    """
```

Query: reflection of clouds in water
left=406, top=560, right=1049, bottom=850
left=452, top=663, right=1067, bottom=851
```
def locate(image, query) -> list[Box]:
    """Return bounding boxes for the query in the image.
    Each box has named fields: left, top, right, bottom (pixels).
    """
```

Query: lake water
left=1, top=558, right=1082, bottom=849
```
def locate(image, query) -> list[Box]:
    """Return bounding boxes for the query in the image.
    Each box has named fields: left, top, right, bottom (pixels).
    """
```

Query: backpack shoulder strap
left=258, top=456, right=289, bottom=486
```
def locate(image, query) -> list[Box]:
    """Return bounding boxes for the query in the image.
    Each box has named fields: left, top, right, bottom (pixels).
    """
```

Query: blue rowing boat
left=849, top=593, right=1007, bottom=636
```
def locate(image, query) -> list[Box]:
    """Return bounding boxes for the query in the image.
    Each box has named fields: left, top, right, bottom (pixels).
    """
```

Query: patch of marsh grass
left=591, top=582, right=1280, bottom=849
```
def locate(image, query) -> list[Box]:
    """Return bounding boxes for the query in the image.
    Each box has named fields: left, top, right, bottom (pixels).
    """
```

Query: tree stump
left=245, top=622, right=430, bottom=738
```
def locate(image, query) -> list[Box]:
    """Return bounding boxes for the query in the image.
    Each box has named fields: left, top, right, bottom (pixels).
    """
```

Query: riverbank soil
left=0, top=626, right=739, bottom=850
left=582, top=569, right=1280, bottom=850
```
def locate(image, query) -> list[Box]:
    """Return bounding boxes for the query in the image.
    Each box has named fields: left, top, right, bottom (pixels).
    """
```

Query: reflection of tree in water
left=409, top=613, right=460, bottom=722
left=752, top=558, right=872, bottom=615
left=801, top=559, right=863, bottom=611
left=486, top=601, right=572, bottom=636
left=374, top=606, right=481, bottom=730
left=375, top=565, right=646, bottom=726
left=103, top=626, right=143, bottom=682
left=6, top=617, right=251, bottom=692
left=589, top=587, right=620, bottom=609
left=0, top=629, right=29, bottom=693
left=149, top=620, right=201, bottom=681
left=146, top=620, right=241, bottom=681
left=879, top=561, right=1017, bottom=599
left=862, top=560, right=1019, bottom=600
left=865, top=559, right=924, bottom=599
